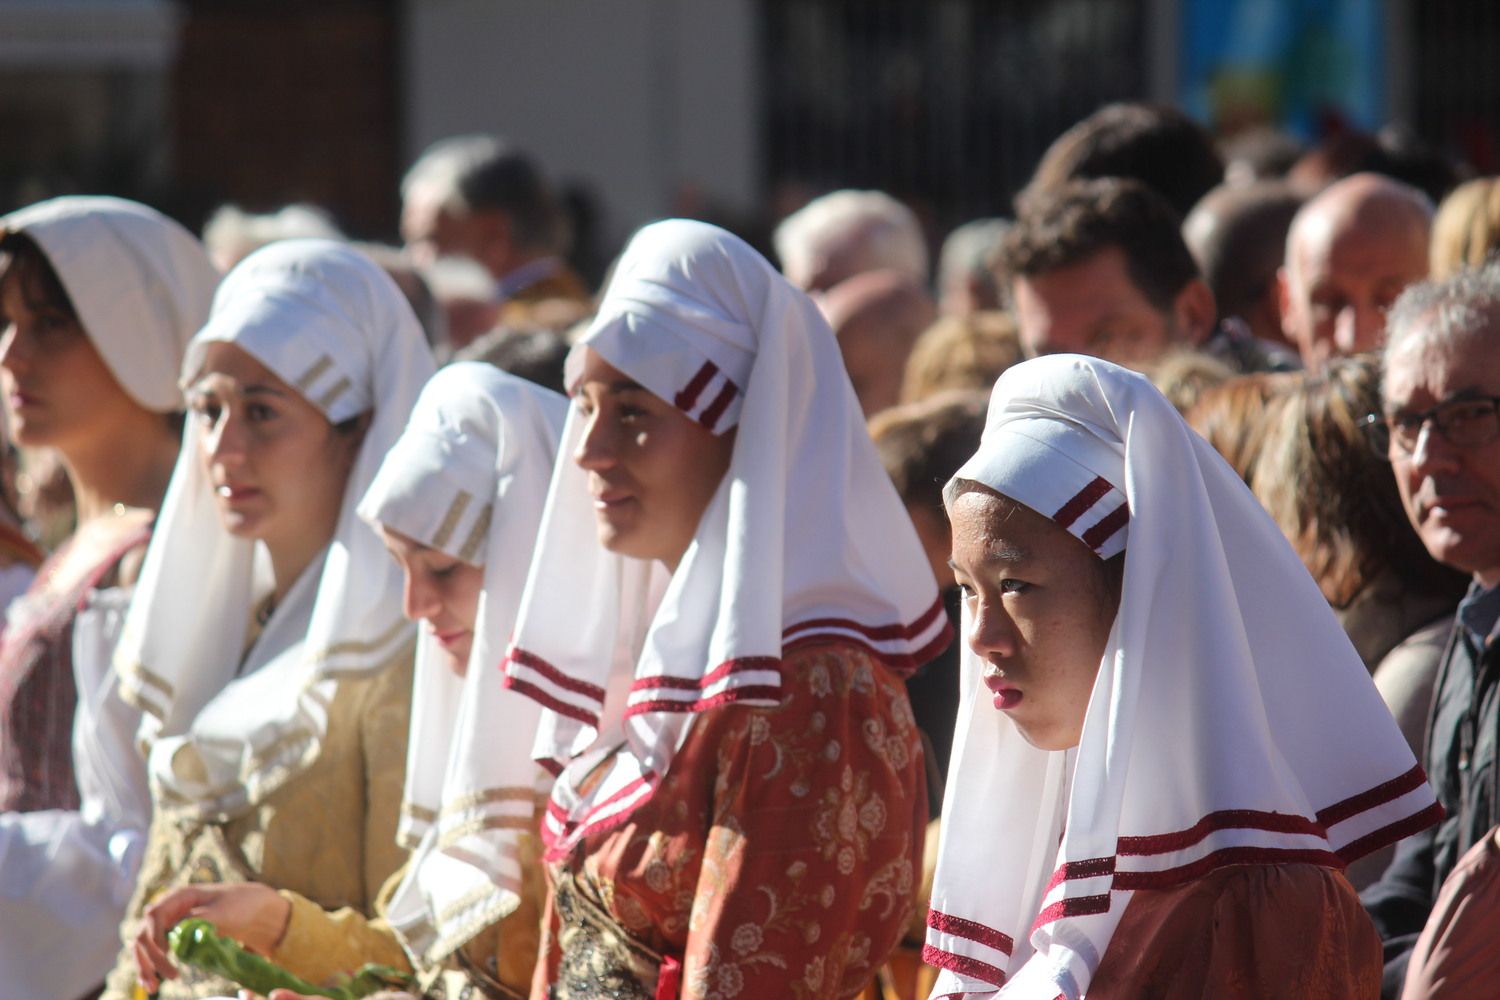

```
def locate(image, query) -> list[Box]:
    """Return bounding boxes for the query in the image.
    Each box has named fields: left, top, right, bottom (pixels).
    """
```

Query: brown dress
left=533, top=640, right=928, bottom=1000
left=1087, top=863, right=1382, bottom=998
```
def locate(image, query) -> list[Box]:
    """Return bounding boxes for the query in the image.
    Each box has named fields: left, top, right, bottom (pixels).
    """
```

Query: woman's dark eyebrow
left=982, top=541, right=1028, bottom=565
left=187, top=381, right=287, bottom=400
left=947, top=542, right=1028, bottom=572
left=572, top=379, right=645, bottom=399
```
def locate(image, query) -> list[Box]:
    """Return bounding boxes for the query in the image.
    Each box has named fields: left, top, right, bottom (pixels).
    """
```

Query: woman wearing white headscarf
left=97, top=240, right=434, bottom=999
left=926, top=354, right=1442, bottom=998
left=0, top=196, right=218, bottom=1000
left=185, top=362, right=567, bottom=999
left=503, top=220, right=948, bottom=999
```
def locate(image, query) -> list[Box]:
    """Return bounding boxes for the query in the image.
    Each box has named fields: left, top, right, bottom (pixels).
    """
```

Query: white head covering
left=923, top=355, right=1441, bottom=999
left=502, top=219, right=949, bottom=858
left=1, top=195, right=219, bottom=411
left=115, top=239, right=436, bottom=820
left=356, top=362, right=566, bottom=967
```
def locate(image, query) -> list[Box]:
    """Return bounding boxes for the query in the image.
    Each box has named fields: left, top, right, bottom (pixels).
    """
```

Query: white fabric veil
left=923, top=355, right=1442, bottom=999
left=1, top=195, right=219, bottom=411
left=356, top=361, right=566, bottom=967
left=115, top=239, right=435, bottom=821
left=502, top=219, right=950, bottom=859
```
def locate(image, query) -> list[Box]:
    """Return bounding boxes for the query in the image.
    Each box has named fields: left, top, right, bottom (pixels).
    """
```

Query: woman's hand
left=133, top=882, right=292, bottom=991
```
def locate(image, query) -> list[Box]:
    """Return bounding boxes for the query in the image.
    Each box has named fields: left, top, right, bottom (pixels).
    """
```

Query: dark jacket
left=1362, top=610, right=1500, bottom=999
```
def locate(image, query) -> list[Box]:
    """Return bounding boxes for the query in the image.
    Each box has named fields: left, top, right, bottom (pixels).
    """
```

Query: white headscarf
left=356, top=362, right=566, bottom=967
left=502, top=219, right=949, bottom=858
left=923, top=355, right=1441, bottom=999
left=115, top=240, right=435, bottom=820
left=1, top=195, right=219, bottom=411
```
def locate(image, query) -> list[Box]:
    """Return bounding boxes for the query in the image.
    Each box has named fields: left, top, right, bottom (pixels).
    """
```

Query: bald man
left=1184, top=181, right=1304, bottom=350
left=820, top=269, right=936, bottom=416
left=1278, top=172, right=1432, bottom=370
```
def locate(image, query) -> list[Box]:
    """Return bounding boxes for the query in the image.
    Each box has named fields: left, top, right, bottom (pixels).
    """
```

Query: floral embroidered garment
left=532, top=641, right=927, bottom=1000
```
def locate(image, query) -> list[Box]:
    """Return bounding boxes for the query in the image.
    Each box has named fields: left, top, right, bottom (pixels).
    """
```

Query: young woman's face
left=948, top=485, right=1121, bottom=751
left=378, top=526, right=484, bottom=675
left=571, top=348, right=735, bottom=570
left=189, top=342, right=362, bottom=562
left=0, top=259, right=144, bottom=451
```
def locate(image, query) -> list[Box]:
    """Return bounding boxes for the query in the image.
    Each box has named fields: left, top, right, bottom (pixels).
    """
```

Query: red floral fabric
left=533, top=640, right=928, bottom=1000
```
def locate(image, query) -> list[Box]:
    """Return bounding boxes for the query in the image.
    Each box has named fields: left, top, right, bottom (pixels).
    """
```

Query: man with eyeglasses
left=1361, top=264, right=1500, bottom=999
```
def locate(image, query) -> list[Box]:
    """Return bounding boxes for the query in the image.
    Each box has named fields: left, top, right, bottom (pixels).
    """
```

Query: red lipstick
left=982, top=671, right=1022, bottom=710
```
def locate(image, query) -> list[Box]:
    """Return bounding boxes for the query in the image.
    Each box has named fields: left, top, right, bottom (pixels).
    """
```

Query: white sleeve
left=0, top=585, right=149, bottom=999
left=0, top=808, right=140, bottom=999
left=70, top=585, right=151, bottom=832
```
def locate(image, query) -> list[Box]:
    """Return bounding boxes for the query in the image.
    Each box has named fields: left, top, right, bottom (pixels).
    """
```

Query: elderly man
left=400, top=134, right=587, bottom=325
left=1278, top=172, right=1432, bottom=371
left=998, top=177, right=1290, bottom=373
left=1361, top=264, right=1500, bottom=999
left=773, top=189, right=928, bottom=293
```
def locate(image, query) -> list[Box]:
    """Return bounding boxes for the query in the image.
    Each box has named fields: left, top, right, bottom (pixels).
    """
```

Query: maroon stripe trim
left=500, top=676, right=600, bottom=727
left=1317, top=763, right=1429, bottom=827
left=1082, top=503, right=1130, bottom=551
left=698, top=380, right=738, bottom=431
left=1031, top=893, right=1111, bottom=930
left=1335, top=802, right=1444, bottom=864
left=630, top=655, right=781, bottom=692
left=625, top=685, right=783, bottom=717
left=782, top=595, right=947, bottom=643
left=1053, top=476, right=1113, bottom=529
left=1044, top=856, right=1115, bottom=893
left=919, top=945, right=1007, bottom=988
left=783, top=619, right=955, bottom=677
left=1113, top=845, right=1343, bottom=890
left=926, top=909, right=1014, bottom=956
left=540, top=775, right=660, bottom=862
left=1118, top=808, right=1326, bottom=857
left=505, top=647, right=607, bottom=703
left=673, top=361, right=718, bottom=413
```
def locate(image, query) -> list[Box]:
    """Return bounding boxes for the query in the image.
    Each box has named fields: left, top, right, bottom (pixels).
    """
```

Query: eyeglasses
left=1361, top=395, right=1500, bottom=458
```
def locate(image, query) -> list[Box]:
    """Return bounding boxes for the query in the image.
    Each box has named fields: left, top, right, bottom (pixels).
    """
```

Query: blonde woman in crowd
left=899, top=311, right=1022, bottom=406
left=504, top=219, right=947, bottom=998
left=0, top=196, right=218, bottom=999
left=1429, top=177, right=1500, bottom=279
left=101, top=240, right=433, bottom=998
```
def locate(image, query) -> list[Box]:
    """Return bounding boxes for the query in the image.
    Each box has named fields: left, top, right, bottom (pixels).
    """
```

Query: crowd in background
left=0, top=99, right=1498, bottom=1000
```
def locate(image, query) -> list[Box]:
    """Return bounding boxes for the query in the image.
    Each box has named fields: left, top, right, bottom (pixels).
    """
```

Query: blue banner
left=1179, top=0, right=1386, bottom=136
